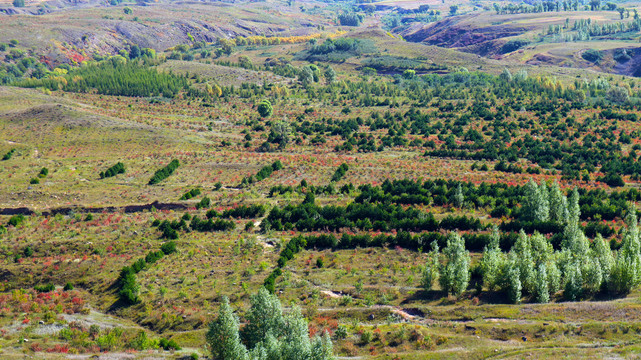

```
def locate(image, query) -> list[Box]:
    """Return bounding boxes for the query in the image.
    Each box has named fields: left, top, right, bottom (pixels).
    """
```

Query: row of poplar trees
left=424, top=179, right=641, bottom=303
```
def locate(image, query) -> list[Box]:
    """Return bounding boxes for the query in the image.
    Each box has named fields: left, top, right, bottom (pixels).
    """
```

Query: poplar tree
left=548, top=181, right=568, bottom=223
left=439, top=232, right=470, bottom=296
left=480, top=226, right=503, bottom=291
left=422, top=241, right=440, bottom=291
left=534, top=263, right=550, bottom=303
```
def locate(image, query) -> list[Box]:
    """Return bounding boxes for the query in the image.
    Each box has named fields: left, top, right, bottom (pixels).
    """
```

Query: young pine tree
left=206, top=297, right=248, bottom=360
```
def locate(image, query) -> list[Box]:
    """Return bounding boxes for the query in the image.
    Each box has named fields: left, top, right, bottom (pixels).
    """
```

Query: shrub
left=196, top=197, right=211, bottom=209
left=159, top=338, right=181, bottom=351
left=180, top=188, right=201, bottom=200
left=582, top=49, right=603, bottom=63
left=257, top=100, right=273, bottom=118
left=161, top=241, right=177, bottom=255
left=100, top=162, right=125, bottom=179
left=8, top=214, right=25, bottom=227
left=2, top=149, right=16, bottom=160
left=35, top=284, right=55, bottom=293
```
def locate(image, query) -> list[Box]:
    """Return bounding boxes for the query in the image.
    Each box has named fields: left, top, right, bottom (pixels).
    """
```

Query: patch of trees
left=100, top=162, right=125, bottom=179
left=206, top=289, right=335, bottom=360
left=180, top=188, right=201, bottom=200
left=303, top=230, right=518, bottom=253
left=500, top=40, right=529, bottom=54
left=212, top=204, right=266, bottom=219
left=148, top=159, right=180, bottom=185
left=261, top=194, right=484, bottom=233
left=117, top=241, right=177, bottom=305
left=240, top=160, right=283, bottom=187
left=16, top=60, right=189, bottom=98
left=330, top=163, right=349, bottom=182
left=338, top=13, right=364, bottom=26
left=190, top=216, right=236, bottom=232
left=264, top=236, right=306, bottom=293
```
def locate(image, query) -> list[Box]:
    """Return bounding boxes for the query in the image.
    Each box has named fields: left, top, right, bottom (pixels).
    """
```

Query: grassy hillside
left=3, top=0, right=641, bottom=358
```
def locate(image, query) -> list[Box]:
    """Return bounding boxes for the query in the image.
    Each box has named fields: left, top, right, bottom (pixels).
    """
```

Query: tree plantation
left=6, top=0, right=641, bottom=358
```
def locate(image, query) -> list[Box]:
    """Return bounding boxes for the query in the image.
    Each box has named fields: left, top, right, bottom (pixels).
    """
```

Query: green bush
left=2, top=149, right=16, bottom=160
left=100, top=162, right=125, bottom=179
left=149, top=159, right=180, bottom=185
left=35, top=283, right=55, bottom=293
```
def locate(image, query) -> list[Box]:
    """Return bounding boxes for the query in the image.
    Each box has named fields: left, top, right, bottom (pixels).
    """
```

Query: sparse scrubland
left=3, top=0, right=641, bottom=358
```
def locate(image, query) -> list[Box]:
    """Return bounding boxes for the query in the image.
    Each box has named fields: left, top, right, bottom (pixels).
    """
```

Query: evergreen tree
left=257, top=100, right=274, bottom=118
left=241, top=287, right=285, bottom=349
left=207, top=297, right=249, bottom=360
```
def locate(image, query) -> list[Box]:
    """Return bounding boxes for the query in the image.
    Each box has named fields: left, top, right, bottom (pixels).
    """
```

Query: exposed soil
left=399, top=16, right=531, bottom=56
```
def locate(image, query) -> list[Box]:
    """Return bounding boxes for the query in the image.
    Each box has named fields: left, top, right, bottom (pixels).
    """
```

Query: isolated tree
left=123, top=6, right=132, bottom=14
left=206, top=297, right=248, bottom=360
left=257, top=100, right=273, bottom=118
left=449, top=5, right=458, bottom=14
left=439, top=232, right=470, bottom=296
left=13, top=0, right=24, bottom=7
